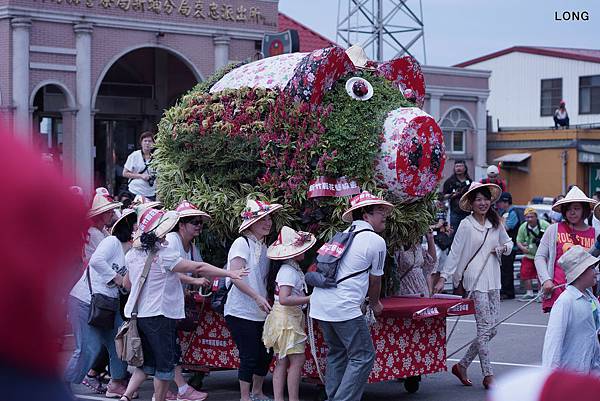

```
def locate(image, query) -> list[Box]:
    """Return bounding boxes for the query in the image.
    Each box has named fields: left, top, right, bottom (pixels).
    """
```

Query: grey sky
left=278, top=0, right=600, bottom=66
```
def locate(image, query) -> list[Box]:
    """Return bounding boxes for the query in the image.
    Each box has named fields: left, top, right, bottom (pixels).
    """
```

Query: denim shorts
left=137, top=316, right=180, bottom=380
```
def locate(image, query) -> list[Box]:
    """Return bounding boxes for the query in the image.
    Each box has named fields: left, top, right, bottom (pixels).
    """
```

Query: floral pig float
left=156, top=45, right=446, bottom=252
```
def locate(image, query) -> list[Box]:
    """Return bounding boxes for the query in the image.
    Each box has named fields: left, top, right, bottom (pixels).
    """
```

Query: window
left=540, top=78, right=562, bottom=116
left=440, top=108, right=472, bottom=154
left=580, top=75, right=600, bottom=114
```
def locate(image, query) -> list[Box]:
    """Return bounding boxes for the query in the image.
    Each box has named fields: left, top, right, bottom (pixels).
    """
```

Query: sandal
left=119, top=396, right=131, bottom=401
left=82, top=375, right=107, bottom=394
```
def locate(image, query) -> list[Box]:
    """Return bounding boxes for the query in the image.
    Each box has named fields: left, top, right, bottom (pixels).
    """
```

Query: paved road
left=72, top=298, right=549, bottom=401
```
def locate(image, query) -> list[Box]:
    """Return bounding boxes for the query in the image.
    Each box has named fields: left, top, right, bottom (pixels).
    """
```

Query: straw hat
left=523, top=207, right=537, bottom=217
left=110, top=208, right=137, bottom=236
left=175, top=200, right=211, bottom=221
left=88, top=187, right=122, bottom=218
left=552, top=185, right=597, bottom=213
left=557, top=245, right=599, bottom=285
left=239, top=199, right=283, bottom=233
left=345, top=44, right=370, bottom=69
left=267, top=226, right=316, bottom=260
left=458, top=182, right=502, bottom=212
left=132, top=208, right=180, bottom=248
left=131, top=194, right=162, bottom=210
left=341, top=191, right=394, bottom=223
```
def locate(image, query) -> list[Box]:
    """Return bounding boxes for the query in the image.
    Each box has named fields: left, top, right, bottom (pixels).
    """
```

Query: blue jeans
left=318, top=316, right=375, bottom=401
left=63, top=296, right=127, bottom=384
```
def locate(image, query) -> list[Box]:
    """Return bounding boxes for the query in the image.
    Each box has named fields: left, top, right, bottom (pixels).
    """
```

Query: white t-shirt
left=165, top=232, right=203, bottom=262
left=124, top=150, right=156, bottom=197
left=124, top=246, right=184, bottom=319
left=70, top=236, right=125, bottom=303
left=84, top=226, right=109, bottom=262
left=224, top=236, right=270, bottom=322
left=274, top=262, right=306, bottom=310
left=309, top=220, right=386, bottom=322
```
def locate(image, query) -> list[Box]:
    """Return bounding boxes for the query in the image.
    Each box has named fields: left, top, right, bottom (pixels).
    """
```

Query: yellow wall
left=487, top=129, right=600, bottom=205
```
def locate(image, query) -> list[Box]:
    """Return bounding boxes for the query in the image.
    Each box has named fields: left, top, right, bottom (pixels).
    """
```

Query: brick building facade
left=0, top=0, right=278, bottom=193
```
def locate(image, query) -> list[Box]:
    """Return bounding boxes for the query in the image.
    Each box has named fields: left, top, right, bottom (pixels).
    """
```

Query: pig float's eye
left=345, top=77, right=374, bottom=101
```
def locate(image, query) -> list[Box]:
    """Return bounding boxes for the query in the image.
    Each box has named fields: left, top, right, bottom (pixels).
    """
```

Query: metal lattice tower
left=336, top=0, right=426, bottom=63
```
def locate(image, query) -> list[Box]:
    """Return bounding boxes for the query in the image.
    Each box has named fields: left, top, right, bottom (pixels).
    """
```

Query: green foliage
left=321, top=71, right=413, bottom=182
left=154, top=64, right=438, bottom=271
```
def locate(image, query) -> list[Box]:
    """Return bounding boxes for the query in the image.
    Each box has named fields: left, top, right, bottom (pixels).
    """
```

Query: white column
left=428, top=91, right=442, bottom=121
left=11, top=17, right=31, bottom=141
left=74, top=23, right=93, bottom=194
left=475, top=96, right=488, bottom=180
left=213, top=35, right=230, bottom=71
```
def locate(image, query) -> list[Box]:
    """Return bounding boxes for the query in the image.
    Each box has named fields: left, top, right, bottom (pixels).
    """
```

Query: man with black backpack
left=308, top=191, right=391, bottom=401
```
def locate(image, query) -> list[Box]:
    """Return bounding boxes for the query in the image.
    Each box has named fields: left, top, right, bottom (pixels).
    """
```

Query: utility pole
left=336, top=0, right=426, bottom=63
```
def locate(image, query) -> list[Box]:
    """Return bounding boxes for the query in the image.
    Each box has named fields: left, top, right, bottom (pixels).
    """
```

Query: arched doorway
left=93, top=47, right=200, bottom=194
left=31, top=82, right=76, bottom=174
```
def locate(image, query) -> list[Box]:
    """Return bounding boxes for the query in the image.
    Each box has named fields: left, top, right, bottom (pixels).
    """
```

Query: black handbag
left=86, top=267, right=119, bottom=330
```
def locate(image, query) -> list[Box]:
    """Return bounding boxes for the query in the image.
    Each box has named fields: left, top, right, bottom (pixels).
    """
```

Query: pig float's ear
left=285, top=46, right=356, bottom=105
left=374, top=56, right=425, bottom=108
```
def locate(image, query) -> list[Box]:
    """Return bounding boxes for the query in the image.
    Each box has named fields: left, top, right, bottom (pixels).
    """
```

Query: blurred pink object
left=488, top=368, right=600, bottom=401
left=0, top=130, right=88, bottom=374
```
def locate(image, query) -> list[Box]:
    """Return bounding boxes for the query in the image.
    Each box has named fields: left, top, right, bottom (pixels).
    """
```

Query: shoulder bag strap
left=130, top=250, right=156, bottom=318
left=459, top=228, right=490, bottom=279
left=86, top=265, right=93, bottom=296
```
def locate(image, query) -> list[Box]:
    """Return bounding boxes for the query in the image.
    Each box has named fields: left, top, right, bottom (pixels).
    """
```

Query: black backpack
left=210, top=236, right=249, bottom=314
left=305, top=225, right=373, bottom=288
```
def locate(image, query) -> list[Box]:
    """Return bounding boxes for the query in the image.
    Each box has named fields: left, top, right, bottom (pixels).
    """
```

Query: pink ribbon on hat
left=138, top=208, right=163, bottom=233
left=176, top=201, right=198, bottom=212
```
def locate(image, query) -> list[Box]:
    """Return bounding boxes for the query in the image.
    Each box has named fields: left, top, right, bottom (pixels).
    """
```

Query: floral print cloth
left=458, top=289, right=500, bottom=376
left=179, top=307, right=448, bottom=382
left=393, top=244, right=436, bottom=296
left=376, top=107, right=446, bottom=201
left=374, top=56, right=426, bottom=107
left=285, top=46, right=355, bottom=104
left=210, top=52, right=308, bottom=93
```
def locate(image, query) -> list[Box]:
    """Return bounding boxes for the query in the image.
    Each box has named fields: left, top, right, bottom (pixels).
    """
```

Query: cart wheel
left=314, top=385, right=327, bottom=401
left=188, top=372, right=205, bottom=390
left=403, top=375, right=420, bottom=393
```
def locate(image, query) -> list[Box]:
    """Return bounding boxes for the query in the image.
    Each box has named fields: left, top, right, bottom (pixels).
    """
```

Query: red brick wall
left=30, top=21, right=74, bottom=48
left=230, top=37, right=258, bottom=62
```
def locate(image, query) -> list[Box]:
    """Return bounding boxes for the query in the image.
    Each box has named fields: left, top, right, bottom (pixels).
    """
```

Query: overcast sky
left=278, top=0, right=600, bottom=66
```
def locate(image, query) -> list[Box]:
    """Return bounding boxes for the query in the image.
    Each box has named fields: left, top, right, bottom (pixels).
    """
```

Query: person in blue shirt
left=542, top=245, right=600, bottom=373
left=496, top=192, right=521, bottom=300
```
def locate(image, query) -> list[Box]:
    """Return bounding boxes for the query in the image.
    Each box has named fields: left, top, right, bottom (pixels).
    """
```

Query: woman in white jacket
left=434, top=182, right=512, bottom=390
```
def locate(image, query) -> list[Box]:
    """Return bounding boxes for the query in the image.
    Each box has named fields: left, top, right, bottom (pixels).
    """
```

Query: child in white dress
left=263, top=226, right=316, bottom=401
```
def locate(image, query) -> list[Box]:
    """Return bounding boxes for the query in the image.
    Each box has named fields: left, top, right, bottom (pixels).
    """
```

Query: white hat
left=487, top=165, right=499, bottom=175
left=345, top=44, right=370, bottom=69
left=552, top=185, right=597, bottom=213
left=110, top=208, right=137, bottom=236
left=557, top=245, right=599, bottom=285
left=87, top=187, right=122, bottom=218
left=175, top=200, right=211, bottom=221
left=341, top=191, right=394, bottom=223
left=131, top=194, right=162, bottom=211
left=132, top=208, right=180, bottom=248
left=267, top=226, right=316, bottom=260
left=239, top=199, right=283, bottom=233
left=458, top=182, right=502, bottom=212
